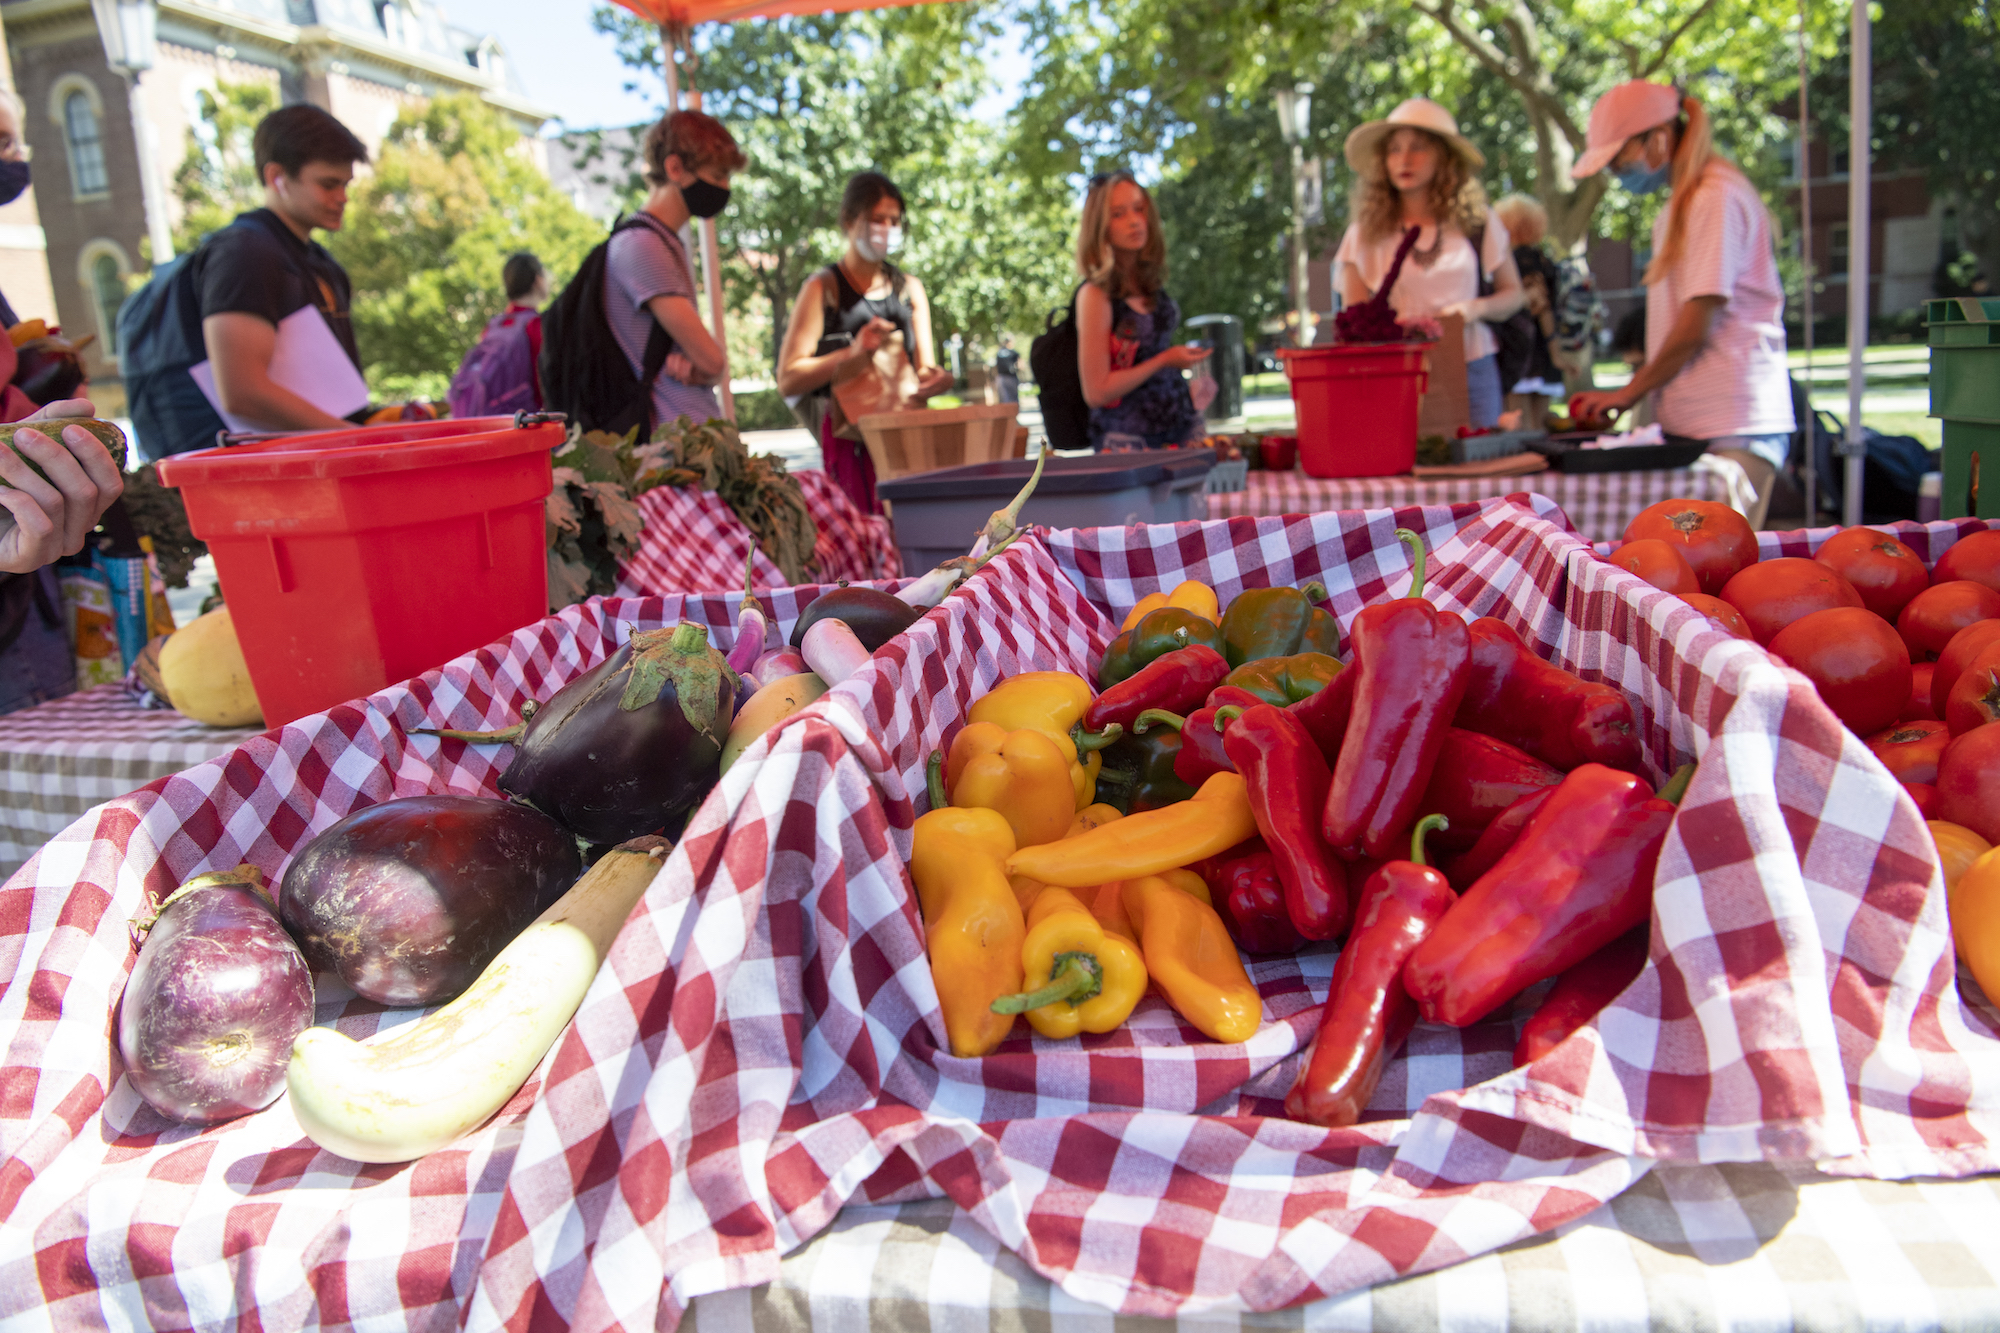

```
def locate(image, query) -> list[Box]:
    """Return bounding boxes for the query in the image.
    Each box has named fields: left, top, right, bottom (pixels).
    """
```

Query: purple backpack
left=447, top=307, right=539, bottom=419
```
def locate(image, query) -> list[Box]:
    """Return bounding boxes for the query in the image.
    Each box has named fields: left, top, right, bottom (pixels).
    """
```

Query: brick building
left=0, top=0, right=548, bottom=402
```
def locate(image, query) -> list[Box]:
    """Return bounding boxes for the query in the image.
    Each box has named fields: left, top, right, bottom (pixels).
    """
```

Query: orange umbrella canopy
left=612, top=0, right=940, bottom=25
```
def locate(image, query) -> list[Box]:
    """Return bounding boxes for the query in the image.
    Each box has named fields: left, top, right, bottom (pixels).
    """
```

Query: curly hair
left=1352, top=128, right=1487, bottom=243
left=642, top=109, right=747, bottom=187
left=1076, top=170, right=1167, bottom=302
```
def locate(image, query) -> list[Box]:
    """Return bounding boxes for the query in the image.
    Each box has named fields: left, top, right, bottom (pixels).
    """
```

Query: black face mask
left=680, top=177, right=730, bottom=219
left=0, top=159, right=29, bottom=207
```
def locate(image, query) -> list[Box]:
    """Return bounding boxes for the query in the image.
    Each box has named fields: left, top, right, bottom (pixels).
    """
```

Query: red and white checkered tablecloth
left=0, top=686, right=263, bottom=879
left=1210, top=454, right=1757, bottom=545
left=616, top=469, right=902, bottom=597
left=4, top=498, right=1997, bottom=1330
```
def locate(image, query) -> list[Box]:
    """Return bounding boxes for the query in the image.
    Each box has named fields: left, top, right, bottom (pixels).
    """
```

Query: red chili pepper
left=1136, top=686, right=1263, bottom=785
left=1455, top=618, right=1643, bottom=772
left=1221, top=703, right=1349, bottom=940
left=1439, top=786, right=1553, bottom=892
left=1418, top=728, right=1563, bottom=851
left=1322, top=530, right=1471, bottom=860
left=1082, top=645, right=1230, bottom=734
left=1285, top=814, right=1456, bottom=1127
left=1405, top=762, right=1690, bottom=1027
left=1513, top=927, right=1649, bottom=1066
left=1202, top=849, right=1307, bottom=954
left=1287, top=663, right=1355, bottom=762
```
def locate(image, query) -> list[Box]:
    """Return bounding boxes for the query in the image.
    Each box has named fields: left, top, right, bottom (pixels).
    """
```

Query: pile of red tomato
left=1607, top=500, right=2000, bottom=844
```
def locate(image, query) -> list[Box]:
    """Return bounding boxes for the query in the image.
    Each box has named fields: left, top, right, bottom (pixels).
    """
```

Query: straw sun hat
left=1343, top=98, right=1486, bottom=177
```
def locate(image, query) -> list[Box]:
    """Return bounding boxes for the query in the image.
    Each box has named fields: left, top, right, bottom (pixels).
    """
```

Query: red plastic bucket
left=1278, top=344, right=1430, bottom=478
left=157, top=417, right=561, bottom=726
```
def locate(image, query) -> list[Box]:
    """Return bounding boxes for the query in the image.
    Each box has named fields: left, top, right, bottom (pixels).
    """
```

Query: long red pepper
left=1455, top=619, right=1643, bottom=772
left=1404, top=762, right=1690, bottom=1027
left=1221, top=703, right=1349, bottom=940
left=1440, top=786, right=1554, bottom=892
left=1288, top=663, right=1355, bottom=762
left=1202, top=848, right=1307, bottom=954
left=1418, top=728, right=1563, bottom=851
left=1322, top=530, right=1470, bottom=860
left=1083, top=645, right=1229, bottom=734
left=1136, top=686, right=1263, bottom=785
left=1513, top=927, right=1650, bottom=1066
left=1285, top=814, right=1456, bottom=1127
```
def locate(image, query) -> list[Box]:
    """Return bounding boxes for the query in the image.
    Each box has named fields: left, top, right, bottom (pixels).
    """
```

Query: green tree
left=324, top=94, right=600, bottom=396
left=172, top=78, right=278, bottom=253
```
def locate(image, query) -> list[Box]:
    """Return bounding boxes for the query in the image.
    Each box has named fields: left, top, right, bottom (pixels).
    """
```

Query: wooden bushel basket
left=855, top=403, right=1022, bottom=483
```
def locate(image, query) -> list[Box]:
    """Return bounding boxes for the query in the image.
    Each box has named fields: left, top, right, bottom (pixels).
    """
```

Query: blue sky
left=465, top=0, right=1033, bottom=133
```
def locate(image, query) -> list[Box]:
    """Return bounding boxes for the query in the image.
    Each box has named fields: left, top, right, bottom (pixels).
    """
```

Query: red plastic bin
left=156, top=416, right=561, bottom=727
left=1278, top=344, right=1430, bottom=478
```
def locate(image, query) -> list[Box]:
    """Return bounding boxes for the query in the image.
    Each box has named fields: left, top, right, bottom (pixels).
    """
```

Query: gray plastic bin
left=878, top=451, right=1216, bottom=574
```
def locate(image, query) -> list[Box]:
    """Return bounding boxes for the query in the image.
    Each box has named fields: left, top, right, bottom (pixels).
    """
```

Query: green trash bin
left=1925, top=298, right=2000, bottom=517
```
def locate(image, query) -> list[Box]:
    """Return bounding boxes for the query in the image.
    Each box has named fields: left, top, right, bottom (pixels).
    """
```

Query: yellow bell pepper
left=968, top=672, right=1113, bottom=811
left=1121, top=593, right=1169, bottom=631
left=1121, top=874, right=1262, bottom=1043
left=1005, top=772, right=1258, bottom=887
left=1165, top=580, right=1220, bottom=624
left=1930, top=821, right=1993, bottom=905
left=1951, top=846, right=2000, bottom=1002
left=909, top=795, right=1025, bottom=1058
left=991, top=886, right=1149, bottom=1039
left=945, top=724, right=1074, bottom=848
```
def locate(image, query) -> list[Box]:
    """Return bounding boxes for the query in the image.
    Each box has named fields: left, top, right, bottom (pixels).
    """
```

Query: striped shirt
left=1645, top=168, right=1795, bottom=443
left=603, top=217, right=721, bottom=428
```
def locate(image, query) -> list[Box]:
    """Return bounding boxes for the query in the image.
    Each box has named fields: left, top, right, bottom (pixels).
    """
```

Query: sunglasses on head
left=1088, top=168, right=1135, bottom=190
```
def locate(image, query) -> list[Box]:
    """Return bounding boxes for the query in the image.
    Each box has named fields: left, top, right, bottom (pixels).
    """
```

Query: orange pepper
left=1951, top=845, right=2000, bottom=1001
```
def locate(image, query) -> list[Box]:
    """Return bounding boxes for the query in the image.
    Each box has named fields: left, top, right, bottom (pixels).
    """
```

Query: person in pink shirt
left=1568, top=82, right=1795, bottom=528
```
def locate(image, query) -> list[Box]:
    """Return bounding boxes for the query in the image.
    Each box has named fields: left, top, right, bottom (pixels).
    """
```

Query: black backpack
left=118, top=250, right=225, bottom=462
left=539, top=214, right=675, bottom=438
left=1029, top=287, right=1090, bottom=451
left=1791, top=378, right=1933, bottom=522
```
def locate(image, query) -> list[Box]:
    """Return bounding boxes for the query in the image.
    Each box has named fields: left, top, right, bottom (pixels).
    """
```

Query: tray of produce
left=4, top=479, right=1996, bottom=1327
left=1528, top=430, right=1709, bottom=473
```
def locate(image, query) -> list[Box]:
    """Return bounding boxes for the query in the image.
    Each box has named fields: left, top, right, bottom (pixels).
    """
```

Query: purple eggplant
left=118, top=865, right=313, bottom=1125
left=790, top=585, right=920, bottom=653
left=499, top=621, right=736, bottom=845
left=278, top=794, right=582, bottom=1006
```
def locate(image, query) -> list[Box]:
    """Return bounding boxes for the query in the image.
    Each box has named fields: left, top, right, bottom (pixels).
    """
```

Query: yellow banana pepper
left=1069, top=803, right=1123, bottom=837
left=1122, top=874, right=1262, bottom=1044
left=1121, top=593, right=1169, bottom=631
left=1090, top=881, right=1135, bottom=942
left=1165, top=580, right=1220, bottom=624
left=945, top=724, right=1073, bottom=848
left=1160, top=868, right=1212, bottom=906
left=967, top=672, right=1114, bottom=810
left=1005, top=772, right=1258, bottom=887
left=909, top=790, right=1025, bottom=1058
left=991, top=887, right=1149, bottom=1039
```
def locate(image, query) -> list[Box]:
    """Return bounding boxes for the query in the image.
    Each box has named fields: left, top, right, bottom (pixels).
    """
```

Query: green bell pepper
left=1099, top=607, right=1228, bottom=688
left=1093, top=726, right=1199, bottom=813
left=1219, top=583, right=1337, bottom=666
left=1223, top=652, right=1342, bottom=706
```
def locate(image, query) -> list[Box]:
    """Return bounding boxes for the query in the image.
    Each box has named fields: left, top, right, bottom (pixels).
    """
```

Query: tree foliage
left=171, top=78, right=278, bottom=252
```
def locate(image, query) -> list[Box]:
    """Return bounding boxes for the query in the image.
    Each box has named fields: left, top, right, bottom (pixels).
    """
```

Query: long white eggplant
left=285, top=836, right=671, bottom=1164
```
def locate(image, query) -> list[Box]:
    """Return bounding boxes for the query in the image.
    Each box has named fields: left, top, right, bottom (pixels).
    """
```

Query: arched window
left=91, top=253, right=124, bottom=357
left=63, top=89, right=108, bottom=196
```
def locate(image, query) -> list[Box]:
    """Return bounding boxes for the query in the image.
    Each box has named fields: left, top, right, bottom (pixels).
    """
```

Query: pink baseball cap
left=1571, top=81, right=1682, bottom=179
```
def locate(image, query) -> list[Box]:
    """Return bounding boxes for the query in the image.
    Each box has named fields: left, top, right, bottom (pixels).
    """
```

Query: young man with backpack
left=448, top=253, right=549, bottom=418
left=122, top=105, right=370, bottom=459
left=540, top=110, right=742, bottom=437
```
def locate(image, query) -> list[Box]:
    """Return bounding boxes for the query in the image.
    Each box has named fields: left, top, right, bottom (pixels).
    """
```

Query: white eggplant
left=285, top=836, right=671, bottom=1164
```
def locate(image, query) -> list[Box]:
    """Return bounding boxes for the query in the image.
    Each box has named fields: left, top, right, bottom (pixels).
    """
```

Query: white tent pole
left=1798, top=0, right=1814, bottom=520
left=1843, top=0, right=1870, bottom=525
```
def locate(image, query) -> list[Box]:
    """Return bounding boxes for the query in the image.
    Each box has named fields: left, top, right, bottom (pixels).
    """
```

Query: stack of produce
left=914, top=528, right=1698, bottom=1125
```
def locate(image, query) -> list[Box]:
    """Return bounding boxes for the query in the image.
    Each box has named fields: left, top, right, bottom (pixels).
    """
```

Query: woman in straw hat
left=1335, top=98, right=1525, bottom=429
left=1567, top=81, right=1793, bottom=527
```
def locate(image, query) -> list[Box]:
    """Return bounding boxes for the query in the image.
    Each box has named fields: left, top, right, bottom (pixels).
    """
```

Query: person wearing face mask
left=1567, top=82, right=1793, bottom=528
left=0, top=90, right=32, bottom=342
left=1335, top=99, right=1525, bottom=430
left=600, top=110, right=745, bottom=432
left=1075, top=170, right=1208, bottom=451
left=776, top=171, right=953, bottom=514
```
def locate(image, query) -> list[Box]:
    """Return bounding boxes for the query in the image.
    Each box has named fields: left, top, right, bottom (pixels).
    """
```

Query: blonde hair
left=1353, top=128, right=1487, bottom=244
left=1646, top=94, right=1765, bottom=285
left=1076, top=171, right=1166, bottom=302
left=1494, top=193, right=1547, bottom=248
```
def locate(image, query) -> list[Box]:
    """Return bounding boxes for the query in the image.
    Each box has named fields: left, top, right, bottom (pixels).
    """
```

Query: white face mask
left=854, top=223, right=903, bottom=263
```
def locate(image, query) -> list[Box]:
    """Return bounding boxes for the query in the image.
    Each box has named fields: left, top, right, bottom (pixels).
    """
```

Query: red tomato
left=1622, top=499, right=1758, bottom=595
left=1937, top=724, right=2000, bottom=845
left=1931, top=620, right=2000, bottom=716
left=1813, top=527, right=1930, bottom=621
left=1903, top=663, right=1939, bottom=721
left=1865, top=718, right=1951, bottom=784
left=1904, top=781, right=1940, bottom=818
left=1933, top=530, right=2000, bottom=592
left=1897, top=581, right=2000, bottom=661
left=1719, top=558, right=1865, bottom=645
left=1767, top=606, right=1912, bottom=735
left=1945, top=642, right=2000, bottom=735
left=1681, top=592, right=1753, bottom=640
left=1607, top=539, right=1699, bottom=594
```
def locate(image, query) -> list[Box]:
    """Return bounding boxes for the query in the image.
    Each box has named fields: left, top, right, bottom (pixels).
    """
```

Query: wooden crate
left=855, top=403, right=1021, bottom=482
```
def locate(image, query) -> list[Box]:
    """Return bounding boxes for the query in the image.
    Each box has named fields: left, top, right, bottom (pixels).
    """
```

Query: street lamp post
left=90, top=0, right=174, bottom=265
left=1275, top=83, right=1314, bottom=347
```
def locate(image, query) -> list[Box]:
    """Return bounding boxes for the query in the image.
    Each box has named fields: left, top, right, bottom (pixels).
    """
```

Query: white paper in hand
left=190, top=304, right=371, bottom=434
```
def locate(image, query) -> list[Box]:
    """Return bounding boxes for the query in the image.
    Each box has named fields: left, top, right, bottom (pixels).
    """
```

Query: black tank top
left=810, top=263, right=916, bottom=398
